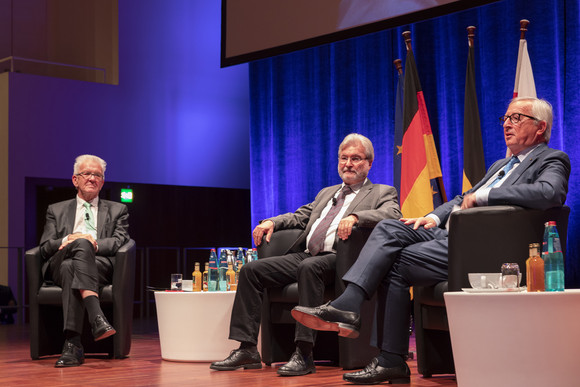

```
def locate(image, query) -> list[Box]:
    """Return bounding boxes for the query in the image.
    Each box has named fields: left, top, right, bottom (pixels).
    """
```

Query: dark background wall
left=3, top=1, right=251, bottom=289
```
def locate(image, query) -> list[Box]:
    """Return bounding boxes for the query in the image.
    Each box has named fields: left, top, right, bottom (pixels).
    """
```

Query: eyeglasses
left=76, top=172, right=104, bottom=180
left=339, top=156, right=367, bottom=165
left=499, top=113, right=539, bottom=125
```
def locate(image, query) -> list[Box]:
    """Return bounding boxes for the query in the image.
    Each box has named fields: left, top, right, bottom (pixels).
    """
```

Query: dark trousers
left=229, top=251, right=336, bottom=346
left=46, top=238, right=113, bottom=333
left=342, top=219, right=448, bottom=355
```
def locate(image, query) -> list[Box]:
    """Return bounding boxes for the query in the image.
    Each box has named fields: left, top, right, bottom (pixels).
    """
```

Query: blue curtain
left=249, top=0, right=580, bottom=287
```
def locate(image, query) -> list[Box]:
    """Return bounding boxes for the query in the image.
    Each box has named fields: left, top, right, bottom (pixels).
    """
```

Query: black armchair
left=413, top=206, right=570, bottom=377
left=258, top=227, right=379, bottom=370
left=26, top=239, right=136, bottom=359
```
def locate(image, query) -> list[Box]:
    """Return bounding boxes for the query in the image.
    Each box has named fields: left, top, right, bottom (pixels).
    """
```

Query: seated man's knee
left=372, top=218, right=405, bottom=237
left=296, top=258, right=319, bottom=277
left=296, top=259, right=313, bottom=278
left=239, top=259, right=260, bottom=279
left=69, top=238, right=94, bottom=250
left=377, top=218, right=402, bottom=229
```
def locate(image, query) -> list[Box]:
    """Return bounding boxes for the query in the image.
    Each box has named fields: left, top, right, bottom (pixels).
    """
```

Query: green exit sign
left=121, top=188, right=133, bottom=203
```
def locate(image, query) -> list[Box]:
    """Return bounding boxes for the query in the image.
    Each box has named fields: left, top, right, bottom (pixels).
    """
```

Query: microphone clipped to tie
left=332, top=197, right=337, bottom=206
left=498, top=170, right=506, bottom=179
left=85, top=213, right=90, bottom=221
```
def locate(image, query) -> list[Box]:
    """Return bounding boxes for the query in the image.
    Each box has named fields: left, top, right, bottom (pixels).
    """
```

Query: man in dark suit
left=40, top=154, right=130, bottom=367
left=293, top=97, right=571, bottom=384
left=210, top=134, right=402, bottom=376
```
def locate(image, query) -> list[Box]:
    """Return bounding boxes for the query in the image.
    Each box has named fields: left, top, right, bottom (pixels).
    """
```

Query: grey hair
left=338, top=133, right=375, bottom=162
left=73, top=154, right=107, bottom=176
left=510, top=97, right=553, bottom=143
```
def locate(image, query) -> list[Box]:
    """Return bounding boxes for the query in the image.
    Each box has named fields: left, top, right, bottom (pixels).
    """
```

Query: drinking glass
left=170, top=273, right=183, bottom=290
left=501, top=263, right=520, bottom=289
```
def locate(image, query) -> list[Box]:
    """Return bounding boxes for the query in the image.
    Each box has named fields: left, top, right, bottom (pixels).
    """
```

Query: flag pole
left=467, top=26, right=476, bottom=48
left=402, top=31, right=412, bottom=52
left=520, top=19, right=529, bottom=39
left=393, top=59, right=403, bottom=75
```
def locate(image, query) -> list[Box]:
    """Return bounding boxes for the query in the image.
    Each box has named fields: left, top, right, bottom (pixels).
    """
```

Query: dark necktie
left=488, top=156, right=520, bottom=188
left=307, top=186, right=353, bottom=256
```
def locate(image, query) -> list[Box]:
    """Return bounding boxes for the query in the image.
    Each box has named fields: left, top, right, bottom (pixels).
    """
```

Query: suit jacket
left=39, top=198, right=130, bottom=261
left=266, top=179, right=401, bottom=254
left=432, top=143, right=570, bottom=227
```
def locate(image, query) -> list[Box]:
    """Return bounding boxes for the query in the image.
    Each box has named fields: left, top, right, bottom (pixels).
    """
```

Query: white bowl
left=468, top=273, right=502, bottom=289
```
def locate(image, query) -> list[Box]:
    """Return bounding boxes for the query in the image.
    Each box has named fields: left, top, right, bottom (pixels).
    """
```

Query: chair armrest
left=25, top=247, right=43, bottom=302
left=257, top=229, right=303, bottom=258
left=335, top=226, right=374, bottom=293
left=112, top=239, right=136, bottom=301
left=448, top=205, right=569, bottom=291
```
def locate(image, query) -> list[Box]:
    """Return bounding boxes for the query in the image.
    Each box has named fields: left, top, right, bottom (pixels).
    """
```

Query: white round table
left=154, top=291, right=237, bottom=362
left=444, top=289, right=580, bottom=387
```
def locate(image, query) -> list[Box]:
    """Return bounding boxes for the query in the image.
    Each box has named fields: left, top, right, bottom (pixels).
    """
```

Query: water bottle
left=542, top=221, right=565, bottom=291
left=235, top=248, right=245, bottom=271
left=208, top=249, right=219, bottom=291
left=247, top=248, right=257, bottom=263
left=218, top=249, right=229, bottom=291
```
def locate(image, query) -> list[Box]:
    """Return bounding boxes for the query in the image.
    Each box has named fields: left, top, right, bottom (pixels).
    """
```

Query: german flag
left=400, top=45, right=446, bottom=218
left=462, top=28, right=485, bottom=193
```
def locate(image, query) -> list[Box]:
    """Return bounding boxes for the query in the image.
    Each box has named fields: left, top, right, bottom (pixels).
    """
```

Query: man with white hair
left=40, top=154, right=130, bottom=367
left=210, top=134, right=402, bottom=376
left=293, top=98, right=570, bottom=384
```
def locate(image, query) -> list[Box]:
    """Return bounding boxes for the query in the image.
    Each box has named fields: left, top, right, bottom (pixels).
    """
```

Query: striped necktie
left=307, top=186, right=353, bottom=256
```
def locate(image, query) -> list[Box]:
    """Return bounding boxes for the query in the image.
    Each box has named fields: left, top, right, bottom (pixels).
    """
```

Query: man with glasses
left=292, top=97, right=570, bottom=384
left=210, top=133, right=402, bottom=376
left=40, top=154, right=129, bottom=367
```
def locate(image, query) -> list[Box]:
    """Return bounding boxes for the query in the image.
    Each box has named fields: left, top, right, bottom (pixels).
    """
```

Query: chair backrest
left=448, top=205, right=570, bottom=291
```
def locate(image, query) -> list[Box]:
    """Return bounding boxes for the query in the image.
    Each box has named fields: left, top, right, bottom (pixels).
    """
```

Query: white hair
left=73, top=154, right=107, bottom=175
left=338, top=133, right=375, bottom=162
left=510, top=97, right=553, bottom=143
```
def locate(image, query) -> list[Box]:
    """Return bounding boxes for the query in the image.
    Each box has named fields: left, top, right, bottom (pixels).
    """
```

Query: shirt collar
left=342, top=178, right=366, bottom=193
left=514, top=143, right=541, bottom=163
left=76, top=195, right=99, bottom=208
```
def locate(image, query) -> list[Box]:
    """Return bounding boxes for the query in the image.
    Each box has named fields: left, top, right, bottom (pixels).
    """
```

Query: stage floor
left=0, top=319, right=457, bottom=386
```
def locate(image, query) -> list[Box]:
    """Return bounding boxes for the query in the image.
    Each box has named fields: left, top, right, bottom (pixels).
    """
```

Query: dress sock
left=376, top=350, right=405, bottom=368
left=296, top=340, right=313, bottom=355
left=239, top=341, right=258, bottom=352
left=83, top=295, right=103, bottom=323
left=329, top=283, right=367, bottom=314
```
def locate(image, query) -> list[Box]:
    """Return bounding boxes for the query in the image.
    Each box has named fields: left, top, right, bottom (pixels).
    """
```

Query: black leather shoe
left=277, top=347, right=316, bottom=376
left=55, top=340, right=85, bottom=368
left=210, top=349, right=262, bottom=371
left=91, top=315, right=116, bottom=341
left=343, top=358, right=411, bottom=384
left=291, top=302, right=361, bottom=338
